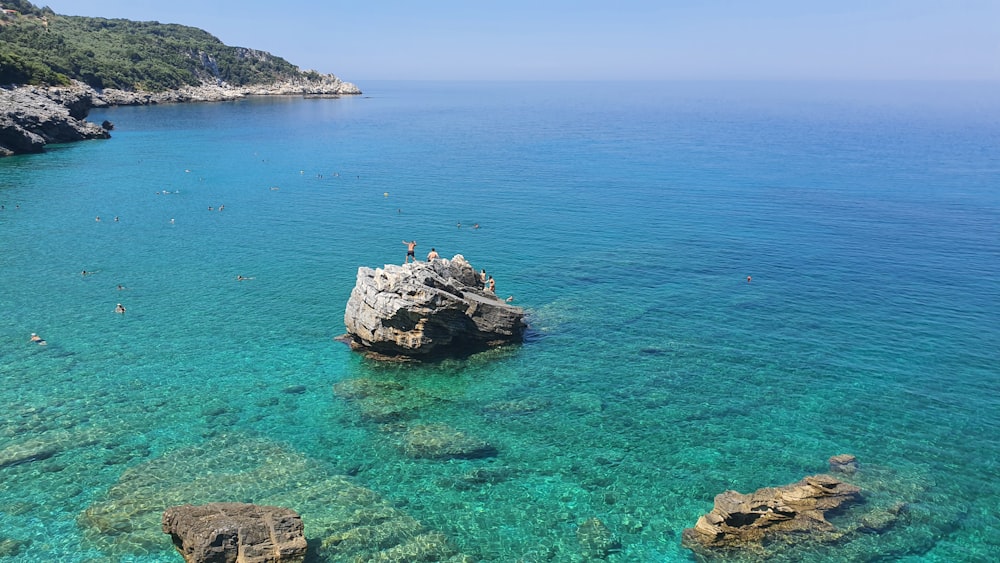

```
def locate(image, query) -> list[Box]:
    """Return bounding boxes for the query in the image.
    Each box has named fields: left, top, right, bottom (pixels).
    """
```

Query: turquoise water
left=1, top=81, right=998, bottom=562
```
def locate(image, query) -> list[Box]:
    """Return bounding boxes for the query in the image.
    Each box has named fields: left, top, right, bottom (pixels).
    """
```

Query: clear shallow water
left=1, top=81, right=998, bottom=562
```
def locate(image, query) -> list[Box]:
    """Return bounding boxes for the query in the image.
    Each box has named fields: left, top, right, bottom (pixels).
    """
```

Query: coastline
left=0, top=76, right=362, bottom=156
left=95, top=74, right=362, bottom=106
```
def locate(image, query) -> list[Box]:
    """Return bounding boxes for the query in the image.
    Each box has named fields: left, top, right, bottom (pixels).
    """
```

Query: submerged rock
left=681, top=474, right=862, bottom=557
left=162, top=502, right=307, bottom=563
left=859, top=501, right=907, bottom=533
left=333, top=377, right=424, bottom=422
left=576, top=517, right=621, bottom=559
left=441, top=466, right=518, bottom=491
left=0, top=538, right=30, bottom=557
left=343, top=255, right=526, bottom=359
left=482, top=397, right=551, bottom=416
left=0, top=428, right=102, bottom=469
left=0, top=439, right=58, bottom=469
left=829, top=453, right=859, bottom=475
left=401, top=423, right=498, bottom=460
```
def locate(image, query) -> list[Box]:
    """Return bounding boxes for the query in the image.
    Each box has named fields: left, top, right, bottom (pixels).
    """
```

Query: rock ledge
left=1, top=84, right=109, bottom=156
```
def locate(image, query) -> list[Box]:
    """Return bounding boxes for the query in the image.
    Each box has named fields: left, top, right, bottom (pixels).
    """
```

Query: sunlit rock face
left=343, top=254, right=526, bottom=360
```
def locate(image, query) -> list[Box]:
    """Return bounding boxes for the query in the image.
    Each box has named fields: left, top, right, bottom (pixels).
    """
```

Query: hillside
left=0, top=0, right=335, bottom=91
left=0, top=0, right=359, bottom=156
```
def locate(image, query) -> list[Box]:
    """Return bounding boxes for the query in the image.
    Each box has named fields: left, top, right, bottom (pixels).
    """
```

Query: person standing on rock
left=426, top=248, right=440, bottom=261
left=403, top=240, right=417, bottom=263
left=487, top=276, right=496, bottom=293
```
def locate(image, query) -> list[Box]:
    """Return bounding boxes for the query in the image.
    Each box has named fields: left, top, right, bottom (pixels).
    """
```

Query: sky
left=36, top=0, right=1000, bottom=82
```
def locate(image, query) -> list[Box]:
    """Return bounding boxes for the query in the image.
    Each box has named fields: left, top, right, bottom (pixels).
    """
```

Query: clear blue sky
left=38, top=0, right=1000, bottom=82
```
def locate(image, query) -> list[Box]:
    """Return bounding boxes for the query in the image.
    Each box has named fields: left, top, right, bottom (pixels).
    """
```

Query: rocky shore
left=0, top=83, right=110, bottom=156
left=96, top=74, right=361, bottom=106
left=0, top=75, right=361, bottom=156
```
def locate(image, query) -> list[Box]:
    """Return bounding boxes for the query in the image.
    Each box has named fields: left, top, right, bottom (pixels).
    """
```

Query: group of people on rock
left=479, top=269, right=496, bottom=293
left=404, top=240, right=444, bottom=265
left=403, top=239, right=510, bottom=301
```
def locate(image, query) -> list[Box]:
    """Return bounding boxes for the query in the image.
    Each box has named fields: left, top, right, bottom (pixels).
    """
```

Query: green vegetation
left=0, top=1, right=309, bottom=90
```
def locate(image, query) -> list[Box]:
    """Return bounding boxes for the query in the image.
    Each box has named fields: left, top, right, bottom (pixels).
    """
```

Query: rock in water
left=343, top=255, right=526, bottom=359
left=681, top=474, right=862, bottom=557
left=162, top=503, right=307, bottom=563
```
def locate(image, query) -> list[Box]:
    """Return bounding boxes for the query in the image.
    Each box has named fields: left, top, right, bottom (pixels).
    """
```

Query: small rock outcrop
left=343, top=255, right=526, bottom=359
left=681, top=474, right=862, bottom=557
left=162, top=502, right=307, bottom=563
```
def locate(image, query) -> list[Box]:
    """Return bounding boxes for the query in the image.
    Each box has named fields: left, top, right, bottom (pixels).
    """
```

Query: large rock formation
left=162, top=503, right=307, bottom=563
left=343, top=255, right=526, bottom=359
left=0, top=84, right=110, bottom=156
left=682, top=474, right=862, bottom=557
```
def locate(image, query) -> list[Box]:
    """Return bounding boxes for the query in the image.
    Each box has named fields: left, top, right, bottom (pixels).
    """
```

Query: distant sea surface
left=1, top=81, right=998, bottom=562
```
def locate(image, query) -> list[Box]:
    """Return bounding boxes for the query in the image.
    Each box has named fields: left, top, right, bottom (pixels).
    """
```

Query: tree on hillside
left=2, top=0, right=45, bottom=16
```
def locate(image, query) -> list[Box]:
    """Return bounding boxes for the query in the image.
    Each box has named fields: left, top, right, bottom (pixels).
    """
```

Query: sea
left=1, top=80, right=998, bottom=562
